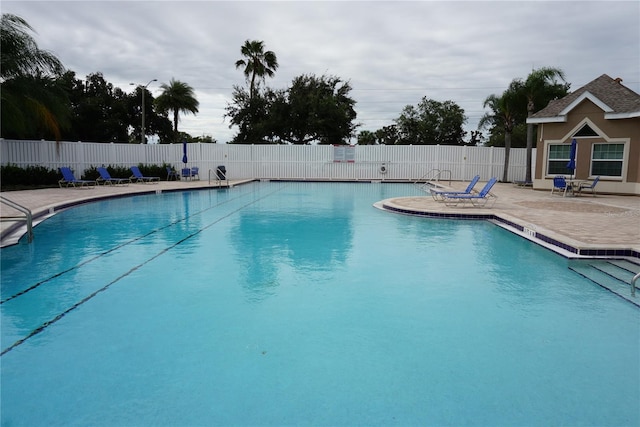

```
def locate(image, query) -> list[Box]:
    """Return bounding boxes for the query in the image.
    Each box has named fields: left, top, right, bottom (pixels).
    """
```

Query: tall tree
left=225, top=85, right=271, bottom=143
left=154, top=78, right=199, bottom=141
left=276, top=74, right=357, bottom=144
left=225, top=74, right=358, bottom=145
left=235, top=40, right=279, bottom=99
left=65, top=72, right=131, bottom=142
left=0, top=14, right=63, bottom=79
left=478, top=81, right=524, bottom=182
left=375, top=125, right=400, bottom=145
left=394, top=98, right=467, bottom=145
left=357, top=130, right=377, bottom=145
left=0, top=13, right=69, bottom=140
left=521, top=67, right=569, bottom=182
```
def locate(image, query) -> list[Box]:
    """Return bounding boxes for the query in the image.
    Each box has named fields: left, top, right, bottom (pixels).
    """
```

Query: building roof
left=527, top=74, right=640, bottom=124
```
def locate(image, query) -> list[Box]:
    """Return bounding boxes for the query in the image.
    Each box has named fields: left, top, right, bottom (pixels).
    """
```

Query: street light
left=130, top=79, right=157, bottom=144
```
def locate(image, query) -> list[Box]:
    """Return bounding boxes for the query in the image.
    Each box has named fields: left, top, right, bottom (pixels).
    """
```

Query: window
left=591, top=143, right=624, bottom=177
left=547, top=144, right=572, bottom=175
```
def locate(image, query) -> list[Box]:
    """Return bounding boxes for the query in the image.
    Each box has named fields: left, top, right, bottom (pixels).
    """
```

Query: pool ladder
left=0, top=196, right=34, bottom=243
left=414, top=168, right=452, bottom=192
left=208, top=168, right=228, bottom=187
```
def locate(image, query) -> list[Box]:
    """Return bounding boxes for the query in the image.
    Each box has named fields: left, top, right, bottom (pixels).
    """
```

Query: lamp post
left=130, top=79, right=157, bottom=144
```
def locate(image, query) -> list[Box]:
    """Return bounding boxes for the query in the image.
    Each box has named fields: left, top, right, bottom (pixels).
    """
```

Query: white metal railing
left=632, top=272, right=639, bottom=297
left=414, top=168, right=452, bottom=192
left=0, top=196, right=34, bottom=243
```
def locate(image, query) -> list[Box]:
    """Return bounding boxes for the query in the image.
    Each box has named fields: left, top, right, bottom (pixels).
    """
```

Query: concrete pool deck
left=1, top=179, right=639, bottom=259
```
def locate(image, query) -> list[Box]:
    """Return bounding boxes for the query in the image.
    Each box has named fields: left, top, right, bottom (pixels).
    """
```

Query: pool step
left=606, top=259, right=640, bottom=275
left=569, top=260, right=640, bottom=307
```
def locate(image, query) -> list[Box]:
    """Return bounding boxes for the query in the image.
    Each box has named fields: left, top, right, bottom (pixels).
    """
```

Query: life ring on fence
left=379, top=164, right=388, bottom=174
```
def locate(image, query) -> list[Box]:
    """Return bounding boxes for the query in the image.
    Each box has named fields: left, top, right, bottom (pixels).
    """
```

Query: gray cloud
left=3, top=1, right=638, bottom=143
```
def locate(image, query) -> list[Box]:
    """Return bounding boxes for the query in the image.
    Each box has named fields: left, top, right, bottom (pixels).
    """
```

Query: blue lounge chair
left=430, top=175, right=480, bottom=201
left=58, top=167, right=96, bottom=188
left=551, top=176, right=572, bottom=197
left=130, top=166, right=160, bottom=183
left=443, top=177, right=498, bottom=207
left=191, top=167, right=200, bottom=180
left=97, top=167, right=131, bottom=186
left=576, top=176, right=599, bottom=196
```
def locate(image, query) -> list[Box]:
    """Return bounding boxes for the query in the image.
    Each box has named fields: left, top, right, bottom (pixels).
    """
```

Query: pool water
left=1, top=182, right=638, bottom=426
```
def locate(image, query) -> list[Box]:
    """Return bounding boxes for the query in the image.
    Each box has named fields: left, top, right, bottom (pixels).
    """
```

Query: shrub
left=0, top=162, right=175, bottom=189
left=0, top=164, right=60, bottom=188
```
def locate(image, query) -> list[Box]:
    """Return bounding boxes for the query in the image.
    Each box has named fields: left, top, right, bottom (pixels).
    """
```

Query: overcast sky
left=3, top=1, right=639, bottom=143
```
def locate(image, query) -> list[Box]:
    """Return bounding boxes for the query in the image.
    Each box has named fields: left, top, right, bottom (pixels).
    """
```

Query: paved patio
left=1, top=179, right=639, bottom=258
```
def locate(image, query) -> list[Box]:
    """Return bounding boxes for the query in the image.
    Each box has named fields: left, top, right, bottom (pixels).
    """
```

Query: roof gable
left=527, top=74, right=640, bottom=124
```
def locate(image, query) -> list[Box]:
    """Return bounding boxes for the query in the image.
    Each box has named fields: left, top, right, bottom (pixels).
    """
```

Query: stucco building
left=527, top=74, right=640, bottom=195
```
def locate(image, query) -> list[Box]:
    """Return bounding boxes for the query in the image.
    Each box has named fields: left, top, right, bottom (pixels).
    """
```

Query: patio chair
left=97, top=167, right=130, bottom=186
left=191, top=167, right=200, bottom=180
left=166, top=167, right=178, bottom=181
left=181, top=168, right=192, bottom=180
left=430, top=175, right=480, bottom=201
left=130, top=166, right=160, bottom=183
left=58, top=167, right=96, bottom=188
left=442, top=177, right=498, bottom=208
left=576, top=176, right=600, bottom=196
left=551, top=176, right=572, bottom=197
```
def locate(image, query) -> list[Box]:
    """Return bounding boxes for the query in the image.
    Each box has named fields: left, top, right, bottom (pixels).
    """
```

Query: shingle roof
left=528, top=74, right=640, bottom=122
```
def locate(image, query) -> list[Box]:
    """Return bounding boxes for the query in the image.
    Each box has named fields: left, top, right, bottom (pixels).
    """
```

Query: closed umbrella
left=181, top=141, right=189, bottom=179
left=566, top=138, right=577, bottom=179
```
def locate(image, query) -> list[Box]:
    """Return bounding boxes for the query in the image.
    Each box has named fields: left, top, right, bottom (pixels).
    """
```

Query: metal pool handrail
left=414, top=168, right=452, bottom=192
left=632, top=272, right=640, bottom=297
left=0, top=196, right=34, bottom=243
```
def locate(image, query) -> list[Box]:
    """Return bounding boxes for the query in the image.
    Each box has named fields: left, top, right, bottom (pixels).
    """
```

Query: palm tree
left=478, top=81, right=523, bottom=182
left=522, top=67, right=569, bottom=182
left=1, top=14, right=68, bottom=140
left=235, top=40, right=278, bottom=99
left=154, top=78, right=199, bottom=140
left=1, top=14, right=64, bottom=79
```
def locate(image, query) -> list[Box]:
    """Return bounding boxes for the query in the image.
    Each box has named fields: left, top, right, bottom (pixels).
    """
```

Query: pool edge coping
left=377, top=199, right=640, bottom=261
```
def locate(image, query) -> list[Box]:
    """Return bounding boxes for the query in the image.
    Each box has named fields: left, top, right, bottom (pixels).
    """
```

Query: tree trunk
left=525, top=100, right=534, bottom=183
left=503, top=131, right=512, bottom=182
left=173, top=110, right=179, bottom=142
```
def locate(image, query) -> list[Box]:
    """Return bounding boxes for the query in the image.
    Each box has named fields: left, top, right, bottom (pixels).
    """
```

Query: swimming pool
left=1, top=182, right=638, bottom=426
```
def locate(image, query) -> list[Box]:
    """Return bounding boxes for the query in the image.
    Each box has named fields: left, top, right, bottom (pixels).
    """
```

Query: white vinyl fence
left=0, top=139, right=534, bottom=182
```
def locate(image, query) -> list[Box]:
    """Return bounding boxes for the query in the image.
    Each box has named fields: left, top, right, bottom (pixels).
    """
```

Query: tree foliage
left=65, top=72, right=130, bottom=142
left=357, top=130, right=377, bottom=145
left=274, top=74, right=357, bottom=144
left=522, top=67, right=569, bottom=181
left=0, top=14, right=187, bottom=143
left=155, top=78, right=200, bottom=141
left=0, top=13, right=69, bottom=140
left=235, top=39, right=279, bottom=100
left=225, top=85, right=271, bottom=143
left=226, top=74, right=358, bottom=144
left=0, top=14, right=63, bottom=80
left=479, top=67, right=570, bottom=181
left=479, top=80, right=524, bottom=181
left=394, top=98, right=467, bottom=145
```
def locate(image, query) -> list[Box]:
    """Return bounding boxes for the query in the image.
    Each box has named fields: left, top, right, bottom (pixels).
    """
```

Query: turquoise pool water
left=1, top=182, right=638, bottom=426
